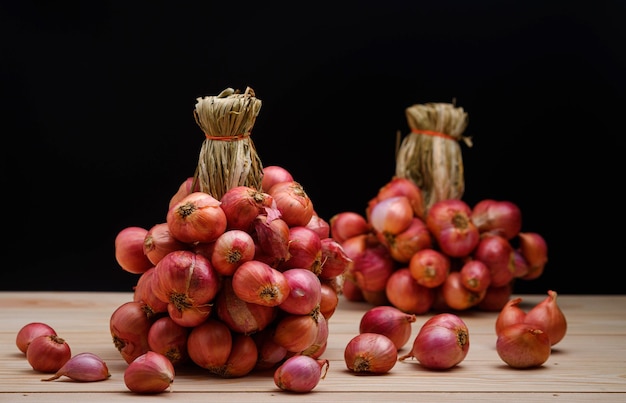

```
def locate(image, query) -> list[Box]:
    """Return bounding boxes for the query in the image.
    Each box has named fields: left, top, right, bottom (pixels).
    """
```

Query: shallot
left=124, top=351, right=175, bottom=394
left=496, top=323, right=551, bottom=368
left=27, top=334, right=71, bottom=373
left=399, top=313, right=469, bottom=370
left=42, top=352, right=110, bottom=382
left=16, top=322, right=57, bottom=354
left=344, top=332, right=398, bottom=374
left=524, top=290, right=567, bottom=346
left=359, top=305, right=417, bottom=350
left=274, top=355, right=329, bottom=393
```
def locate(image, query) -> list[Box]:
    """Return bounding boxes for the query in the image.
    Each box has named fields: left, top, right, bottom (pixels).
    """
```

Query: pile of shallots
left=331, top=176, right=548, bottom=313
left=112, top=165, right=349, bottom=393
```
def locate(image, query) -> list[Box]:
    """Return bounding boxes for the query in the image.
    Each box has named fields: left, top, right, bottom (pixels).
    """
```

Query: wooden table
left=1, top=292, right=624, bottom=402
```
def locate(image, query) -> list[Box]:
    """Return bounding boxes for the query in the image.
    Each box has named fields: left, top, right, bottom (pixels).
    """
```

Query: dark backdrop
left=2, top=1, right=624, bottom=294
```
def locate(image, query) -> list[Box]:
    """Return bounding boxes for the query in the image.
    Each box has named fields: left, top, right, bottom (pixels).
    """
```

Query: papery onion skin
left=344, top=332, right=398, bottom=374
left=279, top=226, right=323, bottom=274
left=16, top=322, right=57, bottom=354
left=496, top=323, right=551, bottom=368
left=318, top=237, right=353, bottom=280
left=473, top=234, right=516, bottom=287
left=274, top=355, right=329, bottom=393
left=133, top=268, right=168, bottom=316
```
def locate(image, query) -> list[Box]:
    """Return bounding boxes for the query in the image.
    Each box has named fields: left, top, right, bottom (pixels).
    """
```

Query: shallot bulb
left=399, top=313, right=469, bottom=370
left=470, top=199, right=522, bottom=240
left=496, top=323, right=551, bottom=368
left=408, top=248, right=450, bottom=288
left=274, top=355, right=329, bottom=393
left=426, top=199, right=480, bottom=258
left=166, top=191, right=227, bottom=244
left=143, top=222, right=187, bottom=266
left=369, top=195, right=414, bottom=237
left=344, top=332, right=398, bottom=374
left=42, top=352, right=110, bottom=382
left=329, top=211, right=371, bottom=244
left=268, top=180, right=315, bottom=227
left=232, top=260, right=290, bottom=307
left=27, top=334, right=72, bottom=373
left=115, top=226, right=153, bottom=274
left=524, top=290, right=567, bottom=346
left=110, top=300, right=153, bottom=364
left=153, top=250, right=220, bottom=327
left=518, top=232, right=548, bottom=280
left=124, top=351, right=175, bottom=394
left=219, top=185, right=274, bottom=232
left=495, top=297, right=526, bottom=337
left=369, top=176, right=426, bottom=219
left=261, top=165, right=294, bottom=193
left=16, top=322, right=57, bottom=354
left=210, top=229, right=256, bottom=276
left=279, top=268, right=322, bottom=315
left=359, top=305, right=417, bottom=350
left=384, top=268, right=435, bottom=314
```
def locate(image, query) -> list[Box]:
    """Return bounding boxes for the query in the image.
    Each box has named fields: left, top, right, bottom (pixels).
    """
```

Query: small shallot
left=26, top=334, right=72, bottom=373
left=124, top=351, right=175, bottom=394
left=42, top=352, right=110, bottom=382
left=344, top=332, right=398, bottom=374
left=359, top=305, right=417, bottom=350
left=496, top=323, right=551, bottom=368
left=399, top=313, right=469, bottom=370
left=524, top=290, right=567, bottom=346
left=16, top=322, right=57, bottom=354
left=274, top=355, right=329, bottom=393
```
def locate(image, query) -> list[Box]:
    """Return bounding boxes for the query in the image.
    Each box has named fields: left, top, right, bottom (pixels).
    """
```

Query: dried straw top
left=194, top=87, right=262, bottom=139
left=193, top=87, right=264, bottom=200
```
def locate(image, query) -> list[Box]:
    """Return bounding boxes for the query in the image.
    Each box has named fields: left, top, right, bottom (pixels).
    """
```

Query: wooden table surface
left=1, top=292, right=625, bottom=402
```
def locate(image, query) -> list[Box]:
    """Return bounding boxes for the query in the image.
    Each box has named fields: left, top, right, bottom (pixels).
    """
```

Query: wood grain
left=1, top=292, right=625, bottom=402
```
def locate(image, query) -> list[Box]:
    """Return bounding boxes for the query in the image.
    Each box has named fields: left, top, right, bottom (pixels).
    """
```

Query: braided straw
left=395, top=102, right=472, bottom=212
left=193, top=87, right=264, bottom=201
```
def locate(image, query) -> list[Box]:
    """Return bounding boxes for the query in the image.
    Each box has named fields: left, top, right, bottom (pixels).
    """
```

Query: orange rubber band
left=205, top=132, right=251, bottom=141
left=411, top=128, right=454, bottom=140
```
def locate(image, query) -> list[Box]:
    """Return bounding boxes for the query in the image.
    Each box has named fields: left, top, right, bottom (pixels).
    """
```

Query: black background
left=2, top=1, right=624, bottom=294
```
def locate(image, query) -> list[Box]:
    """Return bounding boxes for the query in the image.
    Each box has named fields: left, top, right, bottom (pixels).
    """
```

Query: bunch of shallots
left=331, top=176, right=548, bottom=313
left=113, top=165, right=350, bottom=393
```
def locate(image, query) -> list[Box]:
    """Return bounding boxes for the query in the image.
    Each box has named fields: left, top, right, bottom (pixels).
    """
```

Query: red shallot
left=399, top=313, right=469, bottom=370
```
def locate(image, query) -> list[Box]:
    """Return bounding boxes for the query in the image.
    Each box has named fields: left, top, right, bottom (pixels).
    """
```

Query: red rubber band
left=205, top=132, right=251, bottom=141
left=411, top=128, right=454, bottom=140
